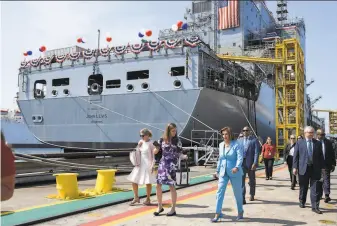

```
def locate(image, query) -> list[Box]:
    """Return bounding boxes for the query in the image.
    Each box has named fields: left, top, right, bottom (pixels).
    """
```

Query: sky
left=1, top=1, right=337, bottom=131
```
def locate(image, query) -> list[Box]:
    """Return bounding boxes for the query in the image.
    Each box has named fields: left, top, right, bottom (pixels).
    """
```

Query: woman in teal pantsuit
left=211, top=127, right=244, bottom=222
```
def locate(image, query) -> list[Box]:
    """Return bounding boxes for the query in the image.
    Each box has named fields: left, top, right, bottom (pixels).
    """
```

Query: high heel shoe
left=211, top=213, right=223, bottom=222
left=236, top=211, right=244, bottom=221
left=153, top=208, right=164, bottom=216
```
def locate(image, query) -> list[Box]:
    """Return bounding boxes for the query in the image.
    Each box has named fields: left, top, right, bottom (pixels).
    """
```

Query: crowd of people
left=127, top=124, right=336, bottom=222
left=1, top=123, right=336, bottom=222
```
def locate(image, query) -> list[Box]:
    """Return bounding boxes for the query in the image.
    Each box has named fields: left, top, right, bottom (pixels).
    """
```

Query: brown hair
left=220, top=127, right=233, bottom=140
left=265, top=136, right=272, bottom=144
left=162, top=123, right=177, bottom=142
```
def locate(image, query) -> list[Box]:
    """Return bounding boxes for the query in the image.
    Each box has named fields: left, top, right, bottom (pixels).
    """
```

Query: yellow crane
left=217, top=38, right=305, bottom=157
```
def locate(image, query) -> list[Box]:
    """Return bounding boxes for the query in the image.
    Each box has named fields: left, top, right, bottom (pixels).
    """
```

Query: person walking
left=127, top=128, right=156, bottom=206
left=153, top=123, right=188, bottom=217
left=293, top=126, right=325, bottom=214
left=238, top=126, right=259, bottom=204
left=316, top=129, right=336, bottom=203
left=283, top=135, right=297, bottom=189
left=211, top=127, right=244, bottom=222
left=261, top=137, right=276, bottom=180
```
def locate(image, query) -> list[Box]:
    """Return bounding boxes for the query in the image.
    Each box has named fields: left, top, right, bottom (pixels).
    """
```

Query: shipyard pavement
left=37, top=165, right=337, bottom=226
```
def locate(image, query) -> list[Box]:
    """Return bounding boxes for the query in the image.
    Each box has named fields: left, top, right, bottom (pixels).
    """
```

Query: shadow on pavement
left=175, top=212, right=307, bottom=225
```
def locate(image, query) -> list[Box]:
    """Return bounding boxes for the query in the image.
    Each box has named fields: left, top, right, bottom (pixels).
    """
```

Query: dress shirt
left=289, top=146, right=295, bottom=156
left=321, top=140, right=325, bottom=160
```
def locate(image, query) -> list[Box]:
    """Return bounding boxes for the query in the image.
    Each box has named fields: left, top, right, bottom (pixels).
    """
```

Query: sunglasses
left=140, top=134, right=145, bottom=137
left=242, top=130, right=249, bottom=132
left=290, top=138, right=295, bottom=139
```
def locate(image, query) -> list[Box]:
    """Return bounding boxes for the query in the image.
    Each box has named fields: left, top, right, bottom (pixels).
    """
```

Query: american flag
left=218, top=0, right=240, bottom=30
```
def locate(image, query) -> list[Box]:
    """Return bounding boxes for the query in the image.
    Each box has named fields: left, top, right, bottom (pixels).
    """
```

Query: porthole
left=32, top=116, right=36, bottom=121
left=63, top=89, right=69, bottom=96
left=126, top=84, right=134, bottom=92
left=173, top=80, right=182, bottom=89
left=90, top=83, right=99, bottom=93
left=51, top=90, right=58, bottom=96
left=141, top=82, right=149, bottom=90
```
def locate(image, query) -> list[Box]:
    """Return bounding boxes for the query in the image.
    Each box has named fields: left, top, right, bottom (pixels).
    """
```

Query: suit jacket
left=216, top=140, right=243, bottom=178
left=238, top=136, right=259, bottom=168
left=293, top=138, right=324, bottom=180
left=320, top=138, right=336, bottom=170
left=283, top=143, right=296, bottom=163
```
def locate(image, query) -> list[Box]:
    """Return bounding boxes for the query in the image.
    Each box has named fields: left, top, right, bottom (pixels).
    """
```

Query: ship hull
left=17, top=84, right=275, bottom=150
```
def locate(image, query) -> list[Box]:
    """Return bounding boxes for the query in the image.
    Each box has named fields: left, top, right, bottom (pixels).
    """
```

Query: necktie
left=243, top=138, right=247, bottom=157
left=308, top=140, right=313, bottom=162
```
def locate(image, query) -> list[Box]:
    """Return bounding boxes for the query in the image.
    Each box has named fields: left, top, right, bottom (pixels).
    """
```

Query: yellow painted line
left=0, top=173, right=213, bottom=215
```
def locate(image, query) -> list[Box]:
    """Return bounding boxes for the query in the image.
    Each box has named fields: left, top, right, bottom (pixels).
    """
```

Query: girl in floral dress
left=153, top=123, right=188, bottom=217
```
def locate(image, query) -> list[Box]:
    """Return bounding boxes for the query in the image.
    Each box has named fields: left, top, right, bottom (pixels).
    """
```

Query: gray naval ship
left=17, top=1, right=294, bottom=151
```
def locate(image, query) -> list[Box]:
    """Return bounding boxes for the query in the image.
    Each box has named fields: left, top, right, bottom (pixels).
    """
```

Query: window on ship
left=52, top=78, right=69, bottom=86
left=34, top=80, right=46, bottom=99
left=170, top=66, right=185, bottom=76
left=127, top=70, right=149, bottom=80
left=87, top=74, right=103, bottom=95
left=106, top=79, right=121, bottom=89
left=192, top=1, right=211, bottom=14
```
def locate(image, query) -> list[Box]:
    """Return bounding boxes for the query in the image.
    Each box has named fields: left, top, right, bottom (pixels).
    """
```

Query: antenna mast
left=276, top=0, right=288, bottom=26
left=93, top=29, right=101, bottom=75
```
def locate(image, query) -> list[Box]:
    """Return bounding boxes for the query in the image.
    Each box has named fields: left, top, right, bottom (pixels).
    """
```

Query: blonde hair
left=140, top=128, right=152, bottom=137
left=220, top=127, right=233, bottom=140
left=163, top=123, right=177, bottom=142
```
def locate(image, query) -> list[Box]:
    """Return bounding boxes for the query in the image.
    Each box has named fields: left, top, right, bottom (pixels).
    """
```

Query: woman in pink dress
left=127, top=128, right=156, bottom=206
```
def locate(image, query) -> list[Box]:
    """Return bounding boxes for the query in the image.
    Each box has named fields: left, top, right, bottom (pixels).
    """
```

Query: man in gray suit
left=239, top=126, right=259, bottom=204
left=293, top=126, right=325, bottom=214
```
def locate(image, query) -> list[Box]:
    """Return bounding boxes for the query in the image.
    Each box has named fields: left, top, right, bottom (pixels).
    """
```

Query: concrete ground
left=1, top=166, right=215, bottom=212
left=37, top=165, right=337, bottom=226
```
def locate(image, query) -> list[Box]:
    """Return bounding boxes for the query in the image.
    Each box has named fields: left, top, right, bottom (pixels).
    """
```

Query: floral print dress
left=156, top=138, right=182, bottom=186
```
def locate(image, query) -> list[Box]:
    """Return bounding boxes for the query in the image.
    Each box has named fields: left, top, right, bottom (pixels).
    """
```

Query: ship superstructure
left=16, top=1, right=305, bottom=151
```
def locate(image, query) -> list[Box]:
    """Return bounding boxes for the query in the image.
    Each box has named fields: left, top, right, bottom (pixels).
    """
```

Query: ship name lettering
left=86, top=114, right=108, bottom=119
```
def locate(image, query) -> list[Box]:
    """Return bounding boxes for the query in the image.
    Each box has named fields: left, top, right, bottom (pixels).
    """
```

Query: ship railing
left=20, top=45, right=201, bottom=74
left=190, top=129, right=222, bottom=167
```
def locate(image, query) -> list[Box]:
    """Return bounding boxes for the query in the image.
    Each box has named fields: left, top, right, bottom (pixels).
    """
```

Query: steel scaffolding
left=217, top=38, right=305, bottom=157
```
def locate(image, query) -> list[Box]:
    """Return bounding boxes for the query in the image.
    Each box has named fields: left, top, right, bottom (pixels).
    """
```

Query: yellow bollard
left=95, top=169, right=117, bottom=194
left=53, top=173, right=79, bottom=200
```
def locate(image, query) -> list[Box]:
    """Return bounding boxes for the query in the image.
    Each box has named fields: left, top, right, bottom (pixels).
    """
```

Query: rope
left=15, top=155, right=105, bottom=170
left=15, top=154, right=133, bottom=170
left=233, top=96, right=262, bottom=146
left=148, top=88, right=221, bottom=135
left=75, top=95, right=203, bottom=146
left=15, top=153, right=112, bottom=169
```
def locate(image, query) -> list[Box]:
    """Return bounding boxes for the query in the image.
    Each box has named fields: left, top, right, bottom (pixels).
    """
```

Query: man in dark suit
left=316, top=129, right=336, bottom=203
left=238, top=126, right=259, bottom=204
left=293, top=126, right=325, bottom=214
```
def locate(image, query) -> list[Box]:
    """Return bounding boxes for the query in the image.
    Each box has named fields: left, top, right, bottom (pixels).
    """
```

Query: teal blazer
left=216, top=140, right=244, bottom=178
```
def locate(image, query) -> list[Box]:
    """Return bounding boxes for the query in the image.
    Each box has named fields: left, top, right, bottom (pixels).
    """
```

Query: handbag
left=129, top=147, right=141, bottom=167
left=175, top=158, right=190, bottom=186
